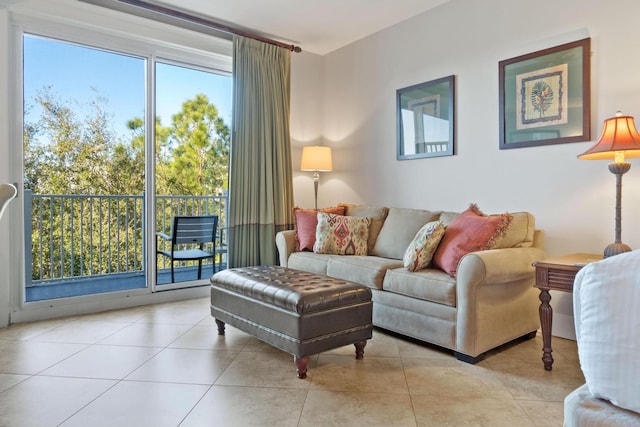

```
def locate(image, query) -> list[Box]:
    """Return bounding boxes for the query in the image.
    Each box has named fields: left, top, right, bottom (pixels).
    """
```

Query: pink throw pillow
left=433, top=204, right=513, bottom=277
left=293, top=206, right=346, bottom=251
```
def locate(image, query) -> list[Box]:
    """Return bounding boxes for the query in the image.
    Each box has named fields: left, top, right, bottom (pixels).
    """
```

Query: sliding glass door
left=22, top=33, right=231, bottom=301
left=153, top=62, right=231, bottom=289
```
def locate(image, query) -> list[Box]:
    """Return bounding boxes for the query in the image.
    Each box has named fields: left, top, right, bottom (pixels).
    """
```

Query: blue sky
left=23, top=34, right=232, bottom=141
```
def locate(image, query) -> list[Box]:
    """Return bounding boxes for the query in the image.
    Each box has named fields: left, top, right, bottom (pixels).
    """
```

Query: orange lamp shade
left=578, top=115, right=640, bottom=161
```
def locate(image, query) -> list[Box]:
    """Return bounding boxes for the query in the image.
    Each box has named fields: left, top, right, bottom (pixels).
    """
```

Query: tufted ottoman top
left=211, top=266, right=371, bottom=314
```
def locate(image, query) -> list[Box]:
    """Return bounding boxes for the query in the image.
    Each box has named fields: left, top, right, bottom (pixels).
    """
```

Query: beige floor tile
left=518, top=399, right=565, bottom=427
left=0, top=375, right=116, bottom=427
left=485, top=357, right=584, bottom=402
left=299, top=389, right=416, bottom=427
left=60, top=380, right=208, bottom=427
left=134, top=305, right=210, bottom=325
left=0, top=318, right=71, bottom=341
left=323, top=330, right=401, bottom=358
left=0, top=341, right=87, bottom=375
left=411, top=395, right=536, bottom=427
left=239, top=335, right=289, bottom=353
left=0, top=374, right=30, bottom=393
left=311, top=354, right=409, bottom=394
left=67, top=307, right=149, bottom=324
left=403, top=358, right=512, bottom=399
left=215, top=350, right=314, bottom=388
left=40, top=344, right=162, bottom=379
left=181, top=385, right=307, bottom=427
left=395, top=337, right=454, bottom=360
left=126, top=347, right=238, bottom=384
left=97, top=322, right=193, bottom=347
left=0, top=297, right=589, bottom=427
left=167, top=324, right=251, bottom=350
left=26, top=319, right=129, bottom=344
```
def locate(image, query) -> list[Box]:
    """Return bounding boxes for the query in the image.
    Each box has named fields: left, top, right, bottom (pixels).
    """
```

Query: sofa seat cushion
left=327, top=256, right=403, bottom=290
left=287, top=251, right=334, bottom=275
left=382, top=267, right=457, bottom=307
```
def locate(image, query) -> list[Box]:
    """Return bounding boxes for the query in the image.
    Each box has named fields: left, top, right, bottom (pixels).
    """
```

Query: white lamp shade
left=300, top=146, right=332, bottom=172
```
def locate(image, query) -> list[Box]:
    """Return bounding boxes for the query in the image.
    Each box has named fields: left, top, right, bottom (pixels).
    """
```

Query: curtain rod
left=81, top=0, right=302, bottom=53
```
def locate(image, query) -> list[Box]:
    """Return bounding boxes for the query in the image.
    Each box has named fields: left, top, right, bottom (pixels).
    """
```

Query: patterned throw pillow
left=432, top=204, right=513, bottom=277
left=313, top=212, right=370, bottom=256
left=293, top=206, right=346, bottom=251
left=403, top=221, right=446, bottom=272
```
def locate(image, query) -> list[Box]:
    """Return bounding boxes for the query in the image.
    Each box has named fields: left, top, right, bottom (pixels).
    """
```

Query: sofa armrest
left=456, top=246, right=546, bottom=287
left=275, top=230, right=297, bottom=267
left=454, top=246, right=546, bottom=357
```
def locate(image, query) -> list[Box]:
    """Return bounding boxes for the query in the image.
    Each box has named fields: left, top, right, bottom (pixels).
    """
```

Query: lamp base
left=603, top=242, right=632, bottom=258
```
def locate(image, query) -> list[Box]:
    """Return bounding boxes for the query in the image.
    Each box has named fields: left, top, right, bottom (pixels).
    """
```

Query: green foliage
left=24, top=88, right=230, bottom=281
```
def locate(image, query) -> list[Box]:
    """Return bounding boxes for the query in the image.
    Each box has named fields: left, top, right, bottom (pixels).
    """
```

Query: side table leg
left=539, top=289, right=554, bottom=370
left=215, top=319, right=226, bottom=335
left=354, top=340, right=367, bottom=359
left=294, top=356, right=309, bottom=379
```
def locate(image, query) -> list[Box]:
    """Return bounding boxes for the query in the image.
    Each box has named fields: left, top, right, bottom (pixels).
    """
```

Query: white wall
left=306, top=0, right=640, bottom=338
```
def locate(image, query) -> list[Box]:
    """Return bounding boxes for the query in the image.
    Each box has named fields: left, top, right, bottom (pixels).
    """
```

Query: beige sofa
left=275, top=204, right=546, bottom=363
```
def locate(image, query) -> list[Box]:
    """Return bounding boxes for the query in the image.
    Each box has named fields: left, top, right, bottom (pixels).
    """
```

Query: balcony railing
left=24, top=190, right=227, bottom=286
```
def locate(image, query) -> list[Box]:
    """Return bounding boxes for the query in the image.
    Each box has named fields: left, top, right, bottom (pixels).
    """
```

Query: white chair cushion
left=573, top=249, right=640, bottom=414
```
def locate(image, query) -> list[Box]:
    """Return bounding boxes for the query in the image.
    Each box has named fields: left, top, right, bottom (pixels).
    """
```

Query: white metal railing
left=25, top=190, right=227, bottom=285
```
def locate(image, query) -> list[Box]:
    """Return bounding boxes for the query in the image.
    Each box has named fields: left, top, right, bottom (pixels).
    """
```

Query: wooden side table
left=533, top=253, right=601, bottom=370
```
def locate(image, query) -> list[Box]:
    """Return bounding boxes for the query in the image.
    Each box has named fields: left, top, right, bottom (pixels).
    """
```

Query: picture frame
left=397, top=75, right=455, bottom=160
left=499, top=38, right=591, bottom=149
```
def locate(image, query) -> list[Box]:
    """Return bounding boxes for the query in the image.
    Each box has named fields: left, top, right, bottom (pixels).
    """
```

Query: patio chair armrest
left=156, top=232, right=171, bottom=241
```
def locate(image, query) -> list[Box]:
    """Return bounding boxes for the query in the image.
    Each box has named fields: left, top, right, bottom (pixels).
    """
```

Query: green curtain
left=228, top=36, right=294, bottom=268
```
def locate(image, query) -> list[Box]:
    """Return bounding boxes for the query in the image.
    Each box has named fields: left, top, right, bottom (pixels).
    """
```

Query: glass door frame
left=10, top=9, right=232, bottom=319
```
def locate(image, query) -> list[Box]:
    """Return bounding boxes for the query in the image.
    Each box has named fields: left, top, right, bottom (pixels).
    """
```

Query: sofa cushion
left=437, top=211, right=459, bottom=227
left=287, top=251, right=334, bottom=275
left=493, top=212, right=535, bottom=248
left=339, top=203, right=389, bottom=254
left=574, top=250, right=640, bottom=414
left=383, top=267, right=457, bottom=307
left=313, top=213, right=370, bottom=256
left=293, top=206, right=345, bottom=251
left=327, top=256, right=403, bottom=290
left=433, top=204, right=513, bottom=277
left=403, top=221, right=446, bottom=272
left=372, top=207, right=440, bottom=260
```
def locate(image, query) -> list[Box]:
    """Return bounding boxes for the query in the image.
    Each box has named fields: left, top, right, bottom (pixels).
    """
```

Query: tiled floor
left=0, top=297, right=585, bottom=426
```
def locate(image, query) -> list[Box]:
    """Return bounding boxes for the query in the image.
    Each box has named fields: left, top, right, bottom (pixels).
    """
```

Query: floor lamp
left=578, top=112, right=640, bottom=257
left=300, top=146, right=332, bottom=210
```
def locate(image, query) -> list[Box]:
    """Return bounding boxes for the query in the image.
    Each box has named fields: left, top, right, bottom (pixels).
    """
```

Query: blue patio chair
left=0, top=183, right=17, bottom=222
left=156, top=215, right=219, bottom=283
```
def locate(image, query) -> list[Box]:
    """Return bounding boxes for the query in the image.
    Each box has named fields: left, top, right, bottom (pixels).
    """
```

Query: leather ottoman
left=210, top=265, right=373, bottom=378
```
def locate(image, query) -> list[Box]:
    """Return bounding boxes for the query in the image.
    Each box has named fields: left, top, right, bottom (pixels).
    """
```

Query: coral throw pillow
left=293, top=206, right=346, bottom=251
left=313, top=212, right=370, bottom=256
left=433, top=204, right=513, bottom=277
left=403, top=221, right=446, bottom=272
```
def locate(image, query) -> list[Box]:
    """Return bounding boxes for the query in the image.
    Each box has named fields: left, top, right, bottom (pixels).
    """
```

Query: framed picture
left=397, top=75, right=455, bottom=160
left=499, top=38, right=590, bottom=149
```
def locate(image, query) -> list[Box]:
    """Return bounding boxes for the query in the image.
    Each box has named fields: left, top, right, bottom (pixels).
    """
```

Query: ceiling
left=152, top=0, right=451, bottom=55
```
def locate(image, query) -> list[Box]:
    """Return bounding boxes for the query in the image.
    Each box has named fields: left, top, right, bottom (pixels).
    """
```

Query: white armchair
left=0, top=183, right=17, bottom=222
left=564, top=249, right=640, bottom=425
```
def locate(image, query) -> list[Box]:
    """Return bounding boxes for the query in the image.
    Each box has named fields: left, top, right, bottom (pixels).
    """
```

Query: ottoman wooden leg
left=354, top=340, right=367, bottom=359
left=294, top=356, right=309, bottom=379
left=215, top=319, right=226, bottom=335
